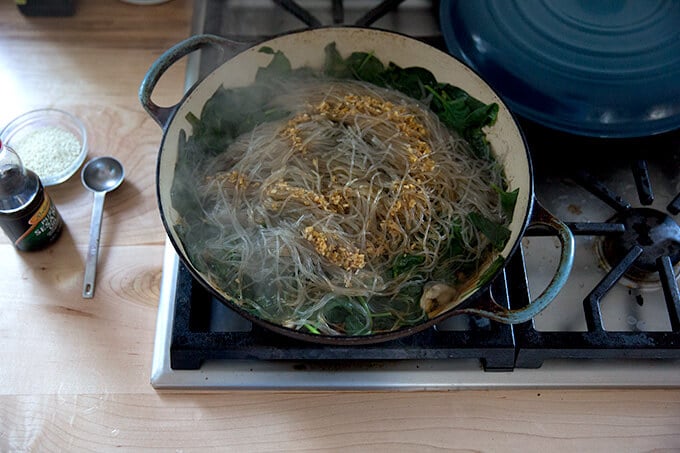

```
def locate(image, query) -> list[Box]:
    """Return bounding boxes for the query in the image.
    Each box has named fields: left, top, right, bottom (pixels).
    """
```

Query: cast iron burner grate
left=512, top=122, right=680, bottom=368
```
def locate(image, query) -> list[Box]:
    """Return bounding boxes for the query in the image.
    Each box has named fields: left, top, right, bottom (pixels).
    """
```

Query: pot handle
left=458, top=201, right=575, bottom=324
left=139, top=34, right=250, bottom=128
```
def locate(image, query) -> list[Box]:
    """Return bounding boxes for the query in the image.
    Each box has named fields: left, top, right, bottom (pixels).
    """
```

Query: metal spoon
left=81, top=156, right=125, bottom=299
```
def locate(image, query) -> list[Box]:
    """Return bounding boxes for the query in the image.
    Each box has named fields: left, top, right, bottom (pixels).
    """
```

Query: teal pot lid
left=440, top=0, right=680, bottom=138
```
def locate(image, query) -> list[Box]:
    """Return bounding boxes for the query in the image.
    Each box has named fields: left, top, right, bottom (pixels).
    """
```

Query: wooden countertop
left=1, top=1, right=679, bottom=450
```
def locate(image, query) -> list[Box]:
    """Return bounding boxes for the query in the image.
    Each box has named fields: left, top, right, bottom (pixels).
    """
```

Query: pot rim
left=144, top=26, right=572, bottom=345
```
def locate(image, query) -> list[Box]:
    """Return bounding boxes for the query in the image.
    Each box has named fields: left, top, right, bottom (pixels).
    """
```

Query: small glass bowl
left=0, top=108, right=88, bottom=186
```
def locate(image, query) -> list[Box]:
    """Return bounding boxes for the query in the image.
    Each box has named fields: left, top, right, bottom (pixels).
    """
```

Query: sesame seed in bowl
left=0, top=108, right=88, bottom=186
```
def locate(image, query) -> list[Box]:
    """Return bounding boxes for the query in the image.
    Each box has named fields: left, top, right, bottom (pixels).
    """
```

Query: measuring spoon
left=81, top=156, right=125, bottom=298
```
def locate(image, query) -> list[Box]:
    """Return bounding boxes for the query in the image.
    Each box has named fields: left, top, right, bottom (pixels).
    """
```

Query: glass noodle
left=172, top=47, right=516, bottom=336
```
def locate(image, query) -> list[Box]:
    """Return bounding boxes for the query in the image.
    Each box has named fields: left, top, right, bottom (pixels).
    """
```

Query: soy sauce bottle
left=0, top=139, right=63, bottom=251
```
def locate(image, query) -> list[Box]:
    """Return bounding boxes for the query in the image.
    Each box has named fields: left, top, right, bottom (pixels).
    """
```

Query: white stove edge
left=150, top=238, right=680, bottom=390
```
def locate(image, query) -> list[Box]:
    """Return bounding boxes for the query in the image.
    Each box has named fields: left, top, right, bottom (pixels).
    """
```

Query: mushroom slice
left=419, top=282, right=460, bottom=318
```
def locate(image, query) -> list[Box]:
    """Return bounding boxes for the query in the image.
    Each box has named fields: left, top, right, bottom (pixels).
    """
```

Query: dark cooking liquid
left=0, top=167, right=63, bottom=251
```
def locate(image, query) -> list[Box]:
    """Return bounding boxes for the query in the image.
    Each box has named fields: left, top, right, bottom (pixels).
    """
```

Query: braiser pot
left=140, top=28, right=574, bottom=345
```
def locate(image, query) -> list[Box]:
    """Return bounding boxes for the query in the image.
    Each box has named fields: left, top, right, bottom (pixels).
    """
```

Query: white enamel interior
left=157, top=27, right=532, bottom=309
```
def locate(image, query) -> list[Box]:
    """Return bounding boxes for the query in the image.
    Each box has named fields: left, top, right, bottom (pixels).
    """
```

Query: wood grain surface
left=1, top=1, right=679, bottom=451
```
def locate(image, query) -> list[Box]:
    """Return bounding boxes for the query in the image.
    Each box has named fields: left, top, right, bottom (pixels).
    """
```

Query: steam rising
left=176, top=79, right=508, bottom=335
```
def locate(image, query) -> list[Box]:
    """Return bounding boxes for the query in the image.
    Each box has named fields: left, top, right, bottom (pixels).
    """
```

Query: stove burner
left=599, top=208, right=680, bottom=285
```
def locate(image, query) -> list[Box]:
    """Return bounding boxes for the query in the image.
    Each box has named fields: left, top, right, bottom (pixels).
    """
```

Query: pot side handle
left=459, top=201, right=575, bottom=324
left=139, top=34, right=250, bottom=128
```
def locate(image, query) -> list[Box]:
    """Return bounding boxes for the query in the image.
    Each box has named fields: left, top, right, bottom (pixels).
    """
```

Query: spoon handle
left=83, top=191, right=106, bottom=298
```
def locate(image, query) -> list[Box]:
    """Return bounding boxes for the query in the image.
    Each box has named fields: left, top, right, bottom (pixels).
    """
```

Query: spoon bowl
left=81, top=156, right=125, bottom=298
left=82, top=156, right=125, bottom=193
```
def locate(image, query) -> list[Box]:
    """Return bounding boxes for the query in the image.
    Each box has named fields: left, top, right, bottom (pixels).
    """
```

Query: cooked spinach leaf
left=322, top=296, right=372, bottom=336
left=446, top=217, right=466, bottom=259
left=380, top=63, right=438, bottom=100
left=468, top=212, right=511, bottom=250
left=256, top=46, right=292, bottom=82
left=323, top=42, right=349, bottom=77
left=426, top=86, right=498, bottom=159
left=184, top=86, right=289, bottom=157
left=494, top=185, right=520, bottom=220
left=391, top=254, right=426, bottom=278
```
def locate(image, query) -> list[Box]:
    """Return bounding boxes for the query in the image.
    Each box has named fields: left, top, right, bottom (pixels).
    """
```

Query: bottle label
left=14, top=193, right=62, bottom=250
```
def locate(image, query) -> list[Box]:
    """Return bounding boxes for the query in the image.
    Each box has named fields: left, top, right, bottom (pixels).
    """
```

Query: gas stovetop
left=150, top=0, right=680, bottom=390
